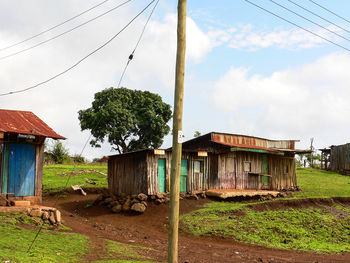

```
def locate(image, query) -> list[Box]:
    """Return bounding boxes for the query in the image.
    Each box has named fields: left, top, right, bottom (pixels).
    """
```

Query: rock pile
left=96, top=191, right=207, bottom=214
left=28, top=207, right=62, bottom=225
left=95, top=193, right=148, bottom=214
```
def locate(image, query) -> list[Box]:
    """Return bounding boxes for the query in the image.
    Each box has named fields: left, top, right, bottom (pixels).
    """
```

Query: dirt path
left=43, top=193, right=350, bottom=263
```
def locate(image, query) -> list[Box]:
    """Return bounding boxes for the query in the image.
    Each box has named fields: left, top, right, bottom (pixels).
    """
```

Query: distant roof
left=0, top=109, right=65, bottom=139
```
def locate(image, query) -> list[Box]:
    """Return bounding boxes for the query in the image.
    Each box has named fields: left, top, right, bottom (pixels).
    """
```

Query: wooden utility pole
left=168, top=0, right=187, bottom=263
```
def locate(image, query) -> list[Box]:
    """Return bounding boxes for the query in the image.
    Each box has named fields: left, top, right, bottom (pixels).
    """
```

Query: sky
left=1, top=0, right=350, bottom=160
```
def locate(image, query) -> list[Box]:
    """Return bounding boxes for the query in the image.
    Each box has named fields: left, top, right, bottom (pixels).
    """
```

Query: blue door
left=9, top=143, right=36, bottom=196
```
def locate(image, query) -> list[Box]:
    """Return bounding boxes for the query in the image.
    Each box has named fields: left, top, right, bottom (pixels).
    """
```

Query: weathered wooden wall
left=215, top=152, right=263, bottom=189
left=269, top=157, right=296, bottom=190
left=330, top=143, right=350, bottom=172
left=209, top=152, right=296, bottom=190
left=108, top=151, right=149, bottom=195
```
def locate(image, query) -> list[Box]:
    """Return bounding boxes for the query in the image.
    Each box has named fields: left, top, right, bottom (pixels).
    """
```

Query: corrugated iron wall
left=330, top=143, right=350, bottom=172
left=211, top=133, right=295, bottom=150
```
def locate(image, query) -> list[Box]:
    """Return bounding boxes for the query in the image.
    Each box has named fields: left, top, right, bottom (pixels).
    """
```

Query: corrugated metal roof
left=0, top=109, right=65, bottom=139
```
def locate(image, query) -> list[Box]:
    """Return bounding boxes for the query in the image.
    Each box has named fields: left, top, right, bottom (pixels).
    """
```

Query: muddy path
left=43, top=192, right=350, bottom=263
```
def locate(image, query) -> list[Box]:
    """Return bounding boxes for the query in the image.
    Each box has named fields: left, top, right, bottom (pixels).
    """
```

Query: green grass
left=292, top=168, right=350, bottom=198
left=0, top=213, right=158, bottom=263
left=0, top=213, right=89, bottom=263
left=181, top=202, right=350, bottom=254
left=181, top=169, right=350, bottom=254
left=43, top=164, right=107, bottom=193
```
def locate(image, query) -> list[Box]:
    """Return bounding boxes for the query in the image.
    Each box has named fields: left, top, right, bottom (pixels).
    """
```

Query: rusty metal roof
left=0, top=109, right=65, bottom=139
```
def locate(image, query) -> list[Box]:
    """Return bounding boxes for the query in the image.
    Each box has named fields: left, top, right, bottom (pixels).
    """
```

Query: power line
left=117, top=0, right=160, bottom=89
left=0, top=0, right=112, bottom=52
left=242, top=0, right=350, bottom=52
left=308, top=0, right=350, bottom=25
left=0, top=0, right=156, bottom=97
left=269, top=0, right=350, bottom=43
left=26, top=0, right=157, bottom=253
left=0, top=0, right=133, bottom=61
left=287, top=0, right=350, bottom=35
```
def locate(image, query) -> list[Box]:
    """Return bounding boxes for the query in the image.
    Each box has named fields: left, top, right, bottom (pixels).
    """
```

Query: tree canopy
left=78, top=87, right=172, bottom=154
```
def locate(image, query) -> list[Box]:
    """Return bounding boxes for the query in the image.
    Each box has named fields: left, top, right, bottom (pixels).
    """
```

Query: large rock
left=42, top=211, right=50, bottom=220
left=29, top=209, right=42, bottom=218
left=55, top=210, right=62, bottom=223
left=111, top=204, right=122, bottom=213
left=156, top=193, right=164, bottom=199
left=104, top=197, right=113, bottom=204
left=122, top=198, right=131, bottom=211
left=138, top=193, right=148, bottom=201
left=131, top=203, right=147, bottom=213
left=49, top=212, right=56, bottom=224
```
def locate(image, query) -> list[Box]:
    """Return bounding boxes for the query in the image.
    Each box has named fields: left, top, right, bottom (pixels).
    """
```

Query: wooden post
left=168, top=1, right=187, bottom=263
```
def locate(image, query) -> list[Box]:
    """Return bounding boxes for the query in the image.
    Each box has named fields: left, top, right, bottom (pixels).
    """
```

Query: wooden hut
left=181, top=132, right=308, bottom=191
left=330, top=143, right=350, bottom=174
left=0, top=109, right=65, bottom=205
left=108, top=132, right=308, bottom=196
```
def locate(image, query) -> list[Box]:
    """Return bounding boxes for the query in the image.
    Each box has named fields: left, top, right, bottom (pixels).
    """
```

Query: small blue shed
left=0, top=109, right=65, bottom=205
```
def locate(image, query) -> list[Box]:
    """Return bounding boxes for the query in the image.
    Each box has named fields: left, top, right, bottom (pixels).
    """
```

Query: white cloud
left=0, top=1, right=223, bottom=160
left=227, top=24, right=343, bottom=51
left=212, top=53, right=350, bottom=148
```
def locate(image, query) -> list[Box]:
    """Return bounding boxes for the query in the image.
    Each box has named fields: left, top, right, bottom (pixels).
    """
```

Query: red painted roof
left=0, top=109, right=65, bottom=139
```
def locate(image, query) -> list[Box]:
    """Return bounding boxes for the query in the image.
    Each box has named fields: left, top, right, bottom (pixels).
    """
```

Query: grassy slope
left=43, top=165, right=108, bottom=193
left=292, top=168, right=350, bottom=198
left=181, top=168, right=350, bottom=254
left=0, top=213, right=88, bottom=263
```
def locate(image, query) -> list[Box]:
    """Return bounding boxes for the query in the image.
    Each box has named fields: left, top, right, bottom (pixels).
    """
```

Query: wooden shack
left=181, top=132, right=306, bottom=191
left=108, top=149, right=207, bottom=195
left=0, top=109, right=65, bottom=205
left=330, top=143, right=350, bottom=174
left=108, top=132, right=308, bottom=196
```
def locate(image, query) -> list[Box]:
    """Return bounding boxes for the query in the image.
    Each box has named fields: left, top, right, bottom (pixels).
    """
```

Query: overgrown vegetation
left=43, top=164, right=107, bottom=193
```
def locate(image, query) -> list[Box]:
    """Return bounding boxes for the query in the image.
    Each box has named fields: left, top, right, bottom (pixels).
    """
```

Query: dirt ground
left=43, top=192, right=350, bottom=263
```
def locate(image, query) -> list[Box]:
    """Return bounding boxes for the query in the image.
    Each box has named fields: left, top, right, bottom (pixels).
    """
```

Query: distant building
left=108, top=132, right=309, bottom=196
left=0, top=109, right=65, bottom=205
left=329, top=143, right=350, bottom=174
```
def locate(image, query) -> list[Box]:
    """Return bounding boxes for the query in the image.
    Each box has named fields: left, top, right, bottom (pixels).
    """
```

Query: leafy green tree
left=48, top=142, right=70, bottom=164
left=78, top=87, right=172, bottom=154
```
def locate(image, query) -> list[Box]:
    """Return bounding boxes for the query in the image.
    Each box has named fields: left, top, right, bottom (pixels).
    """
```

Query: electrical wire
left=308, top=0, right=350, bottom=25
left=0, top=0, right=155, bottom=97
left=0, top=0, right=133, bottom=61
left=269, top=0, right=350, bottom=43
left=117, top=0, right=160, bottom=89
left=26, top=0, right=157, bottom=253
left=0, top=0, right=112, bottom=52
left=286, top=0, right=350, bottom=35
left=242, top=0, right=350, bottom=52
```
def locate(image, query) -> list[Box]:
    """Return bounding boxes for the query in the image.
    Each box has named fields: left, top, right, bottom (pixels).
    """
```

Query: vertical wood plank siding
left=215, top=152, right=262, bottom=189
left=108, top=149, right=297, bottom=195
left=108, top=151, right=149, bottom=195
left=330, top=143, right=350, bottom=172
left=269, top=157, right=296, bottom=190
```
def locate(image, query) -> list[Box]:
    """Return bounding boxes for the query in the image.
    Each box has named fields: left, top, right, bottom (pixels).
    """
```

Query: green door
left=180, top=159, right=188, bottom=192
left=158, top=158, right=166, bottom=193
left=261, top=155, right=269, bottom=186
